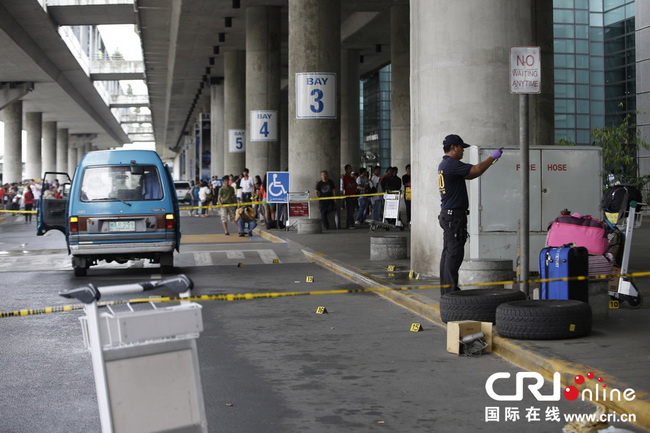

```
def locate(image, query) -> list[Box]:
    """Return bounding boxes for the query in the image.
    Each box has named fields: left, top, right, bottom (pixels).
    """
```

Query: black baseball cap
left=443, top=134, right=470, bottom=148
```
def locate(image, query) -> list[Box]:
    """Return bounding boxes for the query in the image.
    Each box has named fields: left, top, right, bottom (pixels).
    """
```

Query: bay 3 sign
left=510, top=46, right=541, bottom=94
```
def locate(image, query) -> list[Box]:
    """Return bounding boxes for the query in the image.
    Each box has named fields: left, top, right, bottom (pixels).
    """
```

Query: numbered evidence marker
left=306, top=276, right=314, bottom=283
left=410, top=323, right=423, bottom=332
left=295, top=72, right=337, bottom=119
left=315, top=306, right=328, bottom=314
left=250, top=110, right=278, bottom=141
left=228, top=129, right=246, bottom=153
left=609, top=300, right=620, bottom=309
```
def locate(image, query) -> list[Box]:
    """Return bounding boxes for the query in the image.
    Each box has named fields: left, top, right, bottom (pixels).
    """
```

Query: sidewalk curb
left=292, top=239, right=650, bottom=432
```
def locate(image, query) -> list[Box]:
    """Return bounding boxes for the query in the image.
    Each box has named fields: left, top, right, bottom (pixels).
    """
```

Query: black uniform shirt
left=438, top=155, right=473, bottom=210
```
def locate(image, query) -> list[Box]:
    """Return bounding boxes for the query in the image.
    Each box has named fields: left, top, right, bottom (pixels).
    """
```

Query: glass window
left=554, top=24, right=575, bottom=38
left=589, top=0, right=603, bottom=12
left=591, top=85, right=605, bottom=100
left=591, top=101, right=605, bottom=115
left=554, top=9, right=575, bottom=23
left=80, top=165, right=163, bottom=202
left=576, top=69, right=590, bottom=83
left=625, top=3, right=634, bottom=19
left=576, top=40, right=589, bottom=53
left=577, top=99, right=590, bottom=113
left=554, top=0, right=574, bottom=8
left=577, top=84, right=590, bottom=98
left=575, top=0, right=588, bottom=9
left=577, top=115, right=590, bottom=128
left=576, top=10, right=589, bottom=24
left=555, top=39, right=575, bottom=53
left=591, top=71, right=604, bottom=85
left=555, top=54, right=575, bottom=68
left=604, top=6, right=625, bottom=26
left=556, top=129, right=577, bottom=142
left=590, top=12, right=603, bottom=27
left=576, top=55, right=590, bottom=68
left=556, top=84, right=576, bottom=98
left=575, top=24, right=589, bottom=39
left=590, top=55, right=604, bottom=70
left=591, top=42, right=604, bottom=56
left=577, top=129, right=591, bottom=145
left=555, top=69, right=576, bottom=83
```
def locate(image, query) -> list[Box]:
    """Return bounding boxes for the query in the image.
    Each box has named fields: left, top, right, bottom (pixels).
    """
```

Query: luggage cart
left=370, top=190, right=405, bottom=232
left=608, top=201, right=644, bottom=308
left=60, top=275, right=208, bottom=433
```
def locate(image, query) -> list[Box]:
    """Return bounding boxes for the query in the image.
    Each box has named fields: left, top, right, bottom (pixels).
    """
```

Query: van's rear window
left=80, top=165, right=163, bottom=202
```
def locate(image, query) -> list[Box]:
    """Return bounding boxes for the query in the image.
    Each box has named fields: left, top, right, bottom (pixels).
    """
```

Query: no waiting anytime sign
left=510, top=46, right=541, bottom=94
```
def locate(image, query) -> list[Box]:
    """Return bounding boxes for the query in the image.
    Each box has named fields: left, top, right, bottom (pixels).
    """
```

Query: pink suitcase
left=546, top=213, right=608, bottom=255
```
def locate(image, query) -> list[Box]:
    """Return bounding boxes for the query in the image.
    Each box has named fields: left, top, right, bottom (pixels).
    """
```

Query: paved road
left=0, top=215, right=641, bottom=432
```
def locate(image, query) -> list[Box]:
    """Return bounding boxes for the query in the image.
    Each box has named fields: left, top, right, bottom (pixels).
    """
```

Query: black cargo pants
left=438, top=210, right=469, bottom=296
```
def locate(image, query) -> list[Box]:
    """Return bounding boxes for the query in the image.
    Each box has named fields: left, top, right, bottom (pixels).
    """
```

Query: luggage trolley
left=60, top=275, right=208, bottom=433
left=370, top=190, right=405, bottom=232
left=608, top=201, right=644, bottom=308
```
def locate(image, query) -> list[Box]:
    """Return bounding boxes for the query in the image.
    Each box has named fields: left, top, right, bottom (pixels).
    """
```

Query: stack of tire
left=440, top=289, right=592, bottom=340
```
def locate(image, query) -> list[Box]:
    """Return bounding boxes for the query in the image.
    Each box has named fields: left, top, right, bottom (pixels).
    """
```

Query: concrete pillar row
left=223, top=50, right=246, bottom=177
left=210, top=80, right=225, bottom=178
left=67, top=146, right=77, bottom=175
left=77, top=145, right=85, bottom=165
left=2, top=100, right=22, bottom=184
left=25, top=112, right=43, bottom=180
left=288, top=0, right=341, bottom=217
left=246, top=6, right=282, bottom=178
left=340, top=49, right=361, bottom=172
left=390, top=4, right=411, bottom=174
left=42, top=121, right=57, bottom=173
left=410, top=0, right=539, bottom=277
left=56, top=128, right=69, bottom=174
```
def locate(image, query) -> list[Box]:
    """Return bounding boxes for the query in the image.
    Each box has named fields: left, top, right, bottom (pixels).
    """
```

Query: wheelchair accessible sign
left=266, top=171, right=289, bottom=204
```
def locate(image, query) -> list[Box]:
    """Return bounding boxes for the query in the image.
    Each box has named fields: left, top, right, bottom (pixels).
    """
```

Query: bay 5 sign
left=228, top=129, right=245, bottom=153
left=510, top=46, right=541, bottom=94
left=295, top=72, right=337, bottom=119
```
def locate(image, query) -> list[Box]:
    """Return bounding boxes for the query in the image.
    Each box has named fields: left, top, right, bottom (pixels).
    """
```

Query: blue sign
left=266, top=171, right=289, bottom=203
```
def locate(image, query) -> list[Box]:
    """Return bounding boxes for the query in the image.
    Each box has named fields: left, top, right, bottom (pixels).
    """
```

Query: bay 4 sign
left=295, top=72, right=337, bottom=119
left=250, top=110, right=278, bottom=141
left=510, top=46, right=541, bottom=94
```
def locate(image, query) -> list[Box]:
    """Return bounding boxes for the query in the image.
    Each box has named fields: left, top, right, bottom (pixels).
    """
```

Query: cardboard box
left=446, top=321, right=493, bottom=355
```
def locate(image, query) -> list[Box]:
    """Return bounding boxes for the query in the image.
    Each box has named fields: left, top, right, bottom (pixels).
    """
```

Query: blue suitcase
left=539, top=246, right=589, bottom=302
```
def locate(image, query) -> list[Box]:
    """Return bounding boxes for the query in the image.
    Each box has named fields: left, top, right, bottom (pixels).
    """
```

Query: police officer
left=438, top=134, right=503, bottom=295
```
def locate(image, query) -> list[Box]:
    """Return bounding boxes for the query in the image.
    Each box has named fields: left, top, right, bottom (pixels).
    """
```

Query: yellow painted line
left=181, top=234, right=250, bottom=244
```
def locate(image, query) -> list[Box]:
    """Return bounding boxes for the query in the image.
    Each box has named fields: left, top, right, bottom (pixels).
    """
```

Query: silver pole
left=520, top=94, right=530, bottom=296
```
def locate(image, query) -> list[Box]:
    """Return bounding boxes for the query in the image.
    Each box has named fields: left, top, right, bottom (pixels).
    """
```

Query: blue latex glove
left=490, top=148, right=503, bottom=159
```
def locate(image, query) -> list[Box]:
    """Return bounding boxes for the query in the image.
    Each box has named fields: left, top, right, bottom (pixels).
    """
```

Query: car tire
left=496, top=300, right=592, bottom=340
left=440, top=288, right=526, bottom=323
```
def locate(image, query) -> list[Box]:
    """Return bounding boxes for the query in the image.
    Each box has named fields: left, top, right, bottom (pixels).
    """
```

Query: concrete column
left=185, top=136, right=195, bottom=182
left=341, top=49, right=360, bottom=172
left=42, top=121, right=57, bottom=173
left=210, top=78, right=225, bottom=178
left=84, top=143, right=93, bottom=155
left=288, top=0, right=341, bottom=214
left=410, top=0, right=537, bottom=277
left=25, top=112, right=43, bottom=180
left=280, top=89, right=289, bottom=170
left=67, top=146, right=77, bottom=174
left=2, top=100, right=22, bottom=183
left=637, top=0, right=650, bottom=177
left=223, top=50, right=246, bottom=176
left=390, top=4, right=410, bottom=173
left=56, top=128, right=69, bottom=173
left=246, top=6, right=282, bottom=178
left=77, top=145, right=85, bottom=165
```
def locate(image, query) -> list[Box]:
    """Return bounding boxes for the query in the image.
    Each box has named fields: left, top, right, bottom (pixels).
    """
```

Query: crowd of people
left=1, top=179, right=63, bottom=224
left=187, top=163, right=412, bottom=235
left=316, top=164, right=411, bottom=231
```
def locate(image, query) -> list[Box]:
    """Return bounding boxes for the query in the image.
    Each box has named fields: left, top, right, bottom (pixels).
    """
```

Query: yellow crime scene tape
left=0, top=191, right=386, bottom=213
left=2, top=270, right=648, bottom=319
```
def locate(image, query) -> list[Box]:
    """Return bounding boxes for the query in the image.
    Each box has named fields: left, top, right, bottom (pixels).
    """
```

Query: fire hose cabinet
left=468, top=146, right=602, bottom=270
left=61, top=276, right=208, bottom=433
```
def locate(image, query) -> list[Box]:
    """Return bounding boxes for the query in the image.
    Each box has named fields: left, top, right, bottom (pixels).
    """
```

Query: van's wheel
left=496, top=300, right=592, bottom=340
left=440, top=288, right=526, bottom=323
left=73, top=267, right=87, bottom=277
left=160, top=253, right=174, bottom=274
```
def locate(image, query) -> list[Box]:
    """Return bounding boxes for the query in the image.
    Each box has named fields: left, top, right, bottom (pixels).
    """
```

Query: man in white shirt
left=239, top=168, right=255, bottom=203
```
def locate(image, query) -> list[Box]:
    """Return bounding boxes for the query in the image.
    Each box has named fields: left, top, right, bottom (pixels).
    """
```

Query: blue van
left=37, top=150, right=181, bottom=276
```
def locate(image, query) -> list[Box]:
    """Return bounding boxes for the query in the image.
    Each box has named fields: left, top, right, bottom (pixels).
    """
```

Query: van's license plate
left=109, top=220, right=135, bottom=232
